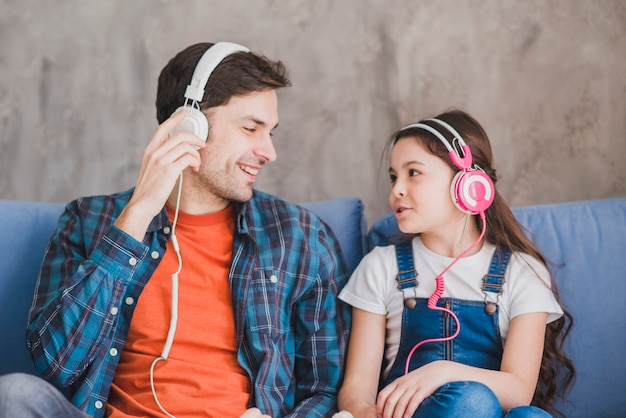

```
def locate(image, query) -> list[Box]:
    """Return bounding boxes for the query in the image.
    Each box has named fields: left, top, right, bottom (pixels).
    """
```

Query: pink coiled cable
left=404, top=212, right=487, bottom=375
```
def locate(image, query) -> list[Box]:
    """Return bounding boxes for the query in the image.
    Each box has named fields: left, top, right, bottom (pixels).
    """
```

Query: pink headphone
left=395, top=118, right=494, bottom=215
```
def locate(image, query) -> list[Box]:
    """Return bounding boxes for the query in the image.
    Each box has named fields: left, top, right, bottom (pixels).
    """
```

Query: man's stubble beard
left=191, top=165, right=254, bottom=204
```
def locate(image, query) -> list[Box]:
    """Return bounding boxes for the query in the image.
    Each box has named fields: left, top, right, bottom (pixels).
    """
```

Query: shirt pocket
left=245, top=267, right=291, bottom=336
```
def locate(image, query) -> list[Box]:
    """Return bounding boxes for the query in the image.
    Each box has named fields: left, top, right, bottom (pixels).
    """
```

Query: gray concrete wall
left=1, top=0, right=625, bottom=225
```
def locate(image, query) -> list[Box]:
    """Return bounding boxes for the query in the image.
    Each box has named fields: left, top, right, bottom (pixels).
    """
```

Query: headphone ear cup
left=451, top=170, right=495, bottom=214
left=170, top=106, right=210, bottom=142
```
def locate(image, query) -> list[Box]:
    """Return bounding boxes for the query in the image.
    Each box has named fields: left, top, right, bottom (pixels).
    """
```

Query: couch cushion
left=300, top=197, right=367, bottom=276
left=511, top=197, right=626, bottom=417
left=367, top=197, right=626, bottom=418
left=0, top=200, right=65, bottom=376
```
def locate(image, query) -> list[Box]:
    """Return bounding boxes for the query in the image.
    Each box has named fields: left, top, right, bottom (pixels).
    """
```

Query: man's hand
left=114, top=109, right=206, bottom=241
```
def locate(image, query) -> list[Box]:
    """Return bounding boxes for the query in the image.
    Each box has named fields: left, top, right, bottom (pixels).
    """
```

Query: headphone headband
left=184, top=42, right=250, bottom=103
left=396, top=118, right=472, bottom=170
left=172, top=42, right=250, bottom=143
left=426, top=118, right=466, bottom=148
left=397, top=122, right=454, bottom=152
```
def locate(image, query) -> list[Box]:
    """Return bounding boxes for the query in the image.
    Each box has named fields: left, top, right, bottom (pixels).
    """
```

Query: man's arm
left=286, top=224, right=350, bottom=417
left=26, top=110, right=204, bottom=387
left=26, top=200, right=153, bottom=386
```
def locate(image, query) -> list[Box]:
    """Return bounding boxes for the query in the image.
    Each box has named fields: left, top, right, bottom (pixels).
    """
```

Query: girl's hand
left=376, top=361, right=451, bottom=418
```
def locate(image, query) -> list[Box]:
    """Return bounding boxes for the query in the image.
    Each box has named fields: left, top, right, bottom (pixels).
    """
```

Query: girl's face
left=388, top=136, right=464, bottom=236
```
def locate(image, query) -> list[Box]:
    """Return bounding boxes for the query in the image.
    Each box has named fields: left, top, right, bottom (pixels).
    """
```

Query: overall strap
left=481, top=248, right=512, bottom=314
left=395, top=240, right=419, bottom=309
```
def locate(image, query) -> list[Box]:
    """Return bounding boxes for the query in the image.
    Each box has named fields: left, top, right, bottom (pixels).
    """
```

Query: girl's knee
left=505, top=405, right=553, bottom=418
left=418, top=381, right=502, bottom=418
left=452, top=381, right=502, bottom=414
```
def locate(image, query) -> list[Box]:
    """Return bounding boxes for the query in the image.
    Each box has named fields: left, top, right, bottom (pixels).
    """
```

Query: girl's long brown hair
left=388, top=109, right=575, bottom=416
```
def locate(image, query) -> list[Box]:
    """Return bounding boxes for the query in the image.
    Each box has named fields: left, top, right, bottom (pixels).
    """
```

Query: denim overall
left=384, top=241, right=552, bottom=418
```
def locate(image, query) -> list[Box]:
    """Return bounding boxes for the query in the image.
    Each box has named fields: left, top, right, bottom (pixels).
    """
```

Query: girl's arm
left=377, top=312, right=547, bottom=417
left=496, top=311, right=547, bottom=405
left=338, top=308, right=387, bottom=418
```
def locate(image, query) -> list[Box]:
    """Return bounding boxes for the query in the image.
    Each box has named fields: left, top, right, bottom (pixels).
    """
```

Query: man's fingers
left=149, top=109, right=189, bottom=148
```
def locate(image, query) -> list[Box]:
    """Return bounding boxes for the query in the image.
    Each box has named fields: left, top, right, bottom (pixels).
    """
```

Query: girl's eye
left=389, top=174, right=397, bottom=184
left=409, top=169, right=420, bottom=177
left=244, top=127, right=256, bottom=133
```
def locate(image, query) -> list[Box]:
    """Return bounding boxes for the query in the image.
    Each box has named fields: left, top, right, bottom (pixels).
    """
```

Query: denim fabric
left=415, top=381, right=502, bottom=418
left=385, top=297, right=504, bottom=383
left=404, top=381, right=552, bottom=418
left=0, top=373, right=88, bottom=418
left=385, top=246, right=552, bottom=418
left=505, top=405, right=553, bottom=418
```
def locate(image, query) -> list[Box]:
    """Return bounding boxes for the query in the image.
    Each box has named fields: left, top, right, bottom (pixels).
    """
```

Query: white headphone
left=171, top=42, right=250, bottom=141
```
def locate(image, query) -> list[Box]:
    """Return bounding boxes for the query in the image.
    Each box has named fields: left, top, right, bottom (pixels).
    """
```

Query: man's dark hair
left=156, top=42, right=291, bottom=124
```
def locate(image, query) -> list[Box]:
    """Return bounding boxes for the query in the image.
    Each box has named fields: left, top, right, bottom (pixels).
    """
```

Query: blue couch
left=1, top=196, right=625, bottom=417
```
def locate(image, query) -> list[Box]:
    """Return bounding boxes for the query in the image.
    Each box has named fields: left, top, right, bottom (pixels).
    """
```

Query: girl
left=337, top=110, right=574, bottom=418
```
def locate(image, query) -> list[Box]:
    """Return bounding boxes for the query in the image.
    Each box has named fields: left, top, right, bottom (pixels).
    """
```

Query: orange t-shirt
left=106, top=204, right=251, bottom=417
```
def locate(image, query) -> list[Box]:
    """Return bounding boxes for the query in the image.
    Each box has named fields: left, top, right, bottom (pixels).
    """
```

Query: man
left=0, top=42, right=349, bottom=417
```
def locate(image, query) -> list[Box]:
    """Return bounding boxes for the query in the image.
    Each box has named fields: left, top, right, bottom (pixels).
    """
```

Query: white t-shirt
left=339, top=236, right=563, bottom=378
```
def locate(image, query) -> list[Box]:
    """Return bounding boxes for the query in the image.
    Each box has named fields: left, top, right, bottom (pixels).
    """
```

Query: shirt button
left=163, top=226, right=171, bottom=234
left=94, top=400, right=103, bottom=409
left=151, top=251, right=160, bottom=259
left=109, top=348, right=118, bottom=357
left=125, top=297, right=135, bottom=305
left=128, top=257, right=137, bottom=266
left=110, top=307, right=118, bottom=316
left=269, top=275, right=278, bottom=283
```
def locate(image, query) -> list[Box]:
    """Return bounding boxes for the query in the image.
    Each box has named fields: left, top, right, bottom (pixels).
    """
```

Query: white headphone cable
left=149, top=172, right=183, bottom=418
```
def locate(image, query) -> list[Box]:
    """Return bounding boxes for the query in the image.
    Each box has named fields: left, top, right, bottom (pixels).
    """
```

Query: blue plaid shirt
left=27, top=188, right=349, bottom=417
